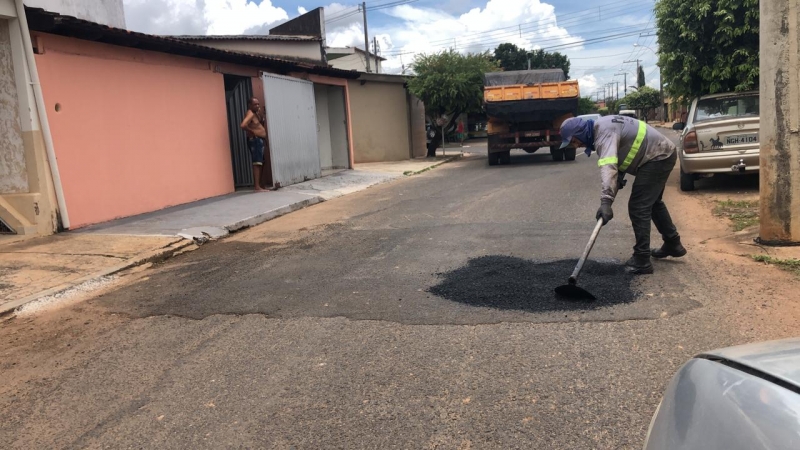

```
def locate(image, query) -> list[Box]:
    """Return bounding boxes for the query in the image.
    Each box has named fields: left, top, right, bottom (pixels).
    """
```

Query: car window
left=694, top=95, right=759, bottom=122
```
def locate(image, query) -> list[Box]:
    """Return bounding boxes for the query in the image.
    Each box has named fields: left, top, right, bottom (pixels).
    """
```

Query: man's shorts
left=248, top=137, right=265, bottom=166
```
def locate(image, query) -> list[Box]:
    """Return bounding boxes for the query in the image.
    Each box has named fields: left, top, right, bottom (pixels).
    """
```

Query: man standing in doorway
left=240, top=97, right=268, bottom=192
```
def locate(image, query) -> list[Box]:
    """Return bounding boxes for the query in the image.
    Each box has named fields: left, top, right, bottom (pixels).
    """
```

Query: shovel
left=555, top=218, right=604, bottom=301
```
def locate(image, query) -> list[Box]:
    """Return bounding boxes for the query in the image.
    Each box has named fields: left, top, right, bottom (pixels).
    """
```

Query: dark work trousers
left=628, top=152, right=679, bottom=256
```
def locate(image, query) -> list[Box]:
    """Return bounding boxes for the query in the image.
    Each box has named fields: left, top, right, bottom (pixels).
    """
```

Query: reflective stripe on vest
left=597, top=157, right=618, bottom=167
left=619, top=121, right=647, bottom=171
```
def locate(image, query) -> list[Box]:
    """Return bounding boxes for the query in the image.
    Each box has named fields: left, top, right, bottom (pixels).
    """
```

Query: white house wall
left=24, top=0, right=125, bottom=28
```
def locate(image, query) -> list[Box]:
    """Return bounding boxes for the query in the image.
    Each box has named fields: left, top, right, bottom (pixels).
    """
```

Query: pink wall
left=34, top=34, right=235, bottom=228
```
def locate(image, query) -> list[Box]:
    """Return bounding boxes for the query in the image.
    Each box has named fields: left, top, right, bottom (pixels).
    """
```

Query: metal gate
left=224, top=75, right=254, bottom=187
left=262, top=73, right=320, bottom=188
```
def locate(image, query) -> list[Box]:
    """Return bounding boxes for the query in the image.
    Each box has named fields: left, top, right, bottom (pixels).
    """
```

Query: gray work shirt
left=594, top=115, right=676, bottom=202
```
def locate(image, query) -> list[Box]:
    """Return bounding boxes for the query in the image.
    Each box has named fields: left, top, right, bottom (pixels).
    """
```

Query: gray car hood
left=700, top=337, right=800, bottom=390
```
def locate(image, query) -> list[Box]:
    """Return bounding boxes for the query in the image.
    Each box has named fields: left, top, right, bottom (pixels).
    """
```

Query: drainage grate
left=0, top=217, right=15, bottom=234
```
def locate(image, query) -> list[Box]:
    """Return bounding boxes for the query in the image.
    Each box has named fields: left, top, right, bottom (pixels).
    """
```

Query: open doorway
left=314, top=84, right=350, bottom=177
left=224, top=74, right=273, bottom=189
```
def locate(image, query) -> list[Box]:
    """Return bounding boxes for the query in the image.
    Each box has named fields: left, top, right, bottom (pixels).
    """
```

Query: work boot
left=651, top=236, right=687, bottom=259
left=625, top=254, right=654, bottom=275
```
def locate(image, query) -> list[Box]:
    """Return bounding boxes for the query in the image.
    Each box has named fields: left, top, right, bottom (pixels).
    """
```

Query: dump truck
left=484, top=69, right=580, bottom=165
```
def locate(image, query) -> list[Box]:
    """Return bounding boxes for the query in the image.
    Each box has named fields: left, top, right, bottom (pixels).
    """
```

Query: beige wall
left=347, top=79, right=412, bottom=163
left=409, top=94, right=427, bottom=158
left=0, top=19, right=27, bottom=194
left=190, top=39, right=322, bottom=62
left=0, top=7, right=59, bottom=235
left=328, top=52, right=381, bottom=72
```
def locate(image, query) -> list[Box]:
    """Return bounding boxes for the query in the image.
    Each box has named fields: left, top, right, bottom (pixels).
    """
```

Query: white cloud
left=298, top=7, right=308, bottom=15
left=124, top=0, right=288, bottom=35
left=323, top=0, right=583, bottom=74
left=577, top=74, right=598, bottom=96
left=204, top=0, right=287, bottom=34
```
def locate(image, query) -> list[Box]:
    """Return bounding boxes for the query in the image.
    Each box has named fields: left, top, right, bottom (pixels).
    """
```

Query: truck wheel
left=488, top=152, right=499, bottom=166
left=550, top=146, right=564, bottom=162
left=500, top=151, right=511, bottom=165
left=680, top=166, right=695, bottom=191
left=564, top=148, right=577, bottom=161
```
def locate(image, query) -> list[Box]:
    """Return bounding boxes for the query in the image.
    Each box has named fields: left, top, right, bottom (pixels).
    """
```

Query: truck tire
left=680, top=166, right=695, bottom=191
left=564, top=148, right=577, bottom=161
left=488, top=152, right=500, bottom=166
left=550, top=146, right=564, bottom=162
left=500, top=151, right=511, bottom=165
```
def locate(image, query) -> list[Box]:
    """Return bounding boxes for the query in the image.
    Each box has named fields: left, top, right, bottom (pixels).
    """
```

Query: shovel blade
left=555, top=283, right=596, bottom=301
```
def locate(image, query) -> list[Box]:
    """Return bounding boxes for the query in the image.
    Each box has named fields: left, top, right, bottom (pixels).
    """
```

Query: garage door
left=262, top=73, right=320, bottom=188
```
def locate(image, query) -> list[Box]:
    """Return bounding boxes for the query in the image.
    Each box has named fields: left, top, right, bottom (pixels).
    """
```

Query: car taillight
left=683, top=131, right=699, bottom=153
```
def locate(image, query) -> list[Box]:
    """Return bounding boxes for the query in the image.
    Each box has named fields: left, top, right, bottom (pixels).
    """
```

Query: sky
left=122, top=0, right=661, bottom=99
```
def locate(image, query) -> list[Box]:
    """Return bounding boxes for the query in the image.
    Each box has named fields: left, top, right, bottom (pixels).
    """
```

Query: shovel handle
left=568, top=218, right=604, bottom=284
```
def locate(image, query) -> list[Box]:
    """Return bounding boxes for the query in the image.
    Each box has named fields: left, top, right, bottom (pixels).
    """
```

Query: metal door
left=262, top=73, right=320, bottom=188
left=224, top=75, right=254, bottom=187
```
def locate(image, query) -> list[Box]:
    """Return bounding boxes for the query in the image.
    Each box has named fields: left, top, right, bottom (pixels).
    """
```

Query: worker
left=558, top=115, right=687, bottom=274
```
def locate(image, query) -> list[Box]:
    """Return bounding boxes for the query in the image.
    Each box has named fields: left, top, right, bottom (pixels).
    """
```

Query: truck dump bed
left=484, top=69, right=579, bottom=123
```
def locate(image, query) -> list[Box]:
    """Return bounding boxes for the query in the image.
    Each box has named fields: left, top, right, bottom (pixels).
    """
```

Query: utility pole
left=615, top=72, right=627, bottom=97
left=759, top=0, right=800, bottom=244
left=361, top=2, right=371, bottom=73
left=373, top=36, right=380, bottom=74
left=624, top=59, right=642, bottom=84
left=615, top=81, right=620, bottom=101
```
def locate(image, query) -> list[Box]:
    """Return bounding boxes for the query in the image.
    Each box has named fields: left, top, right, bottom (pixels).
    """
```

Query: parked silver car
left=644, top=337, right=800, bottom=450
left=675, top=91, right=759, bottom=191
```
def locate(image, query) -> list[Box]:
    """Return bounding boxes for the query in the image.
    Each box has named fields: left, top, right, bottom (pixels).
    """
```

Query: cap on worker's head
left=559, top=117, right=584, bottom=149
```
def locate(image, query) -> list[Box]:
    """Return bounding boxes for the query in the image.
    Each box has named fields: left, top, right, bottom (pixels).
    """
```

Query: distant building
left=326, top=46, right=385, bottom=73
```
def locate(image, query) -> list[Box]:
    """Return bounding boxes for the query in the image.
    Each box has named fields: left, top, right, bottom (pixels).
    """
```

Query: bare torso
left=244, top=111, right=267, bottom=139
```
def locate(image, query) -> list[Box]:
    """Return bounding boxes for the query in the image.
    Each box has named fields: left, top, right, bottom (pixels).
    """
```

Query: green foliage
left=493, top=43, right=570, bottom=77
left=655, top=0, right=759, bottom=100
left=578, top=97, right=596, bottom=115
left=637, top=66, right=645, bottom=88
left=625, top=86, right=661, bottom=112
left=407, top=50, right=500, bottom=118
left=597, top=107, right=609, bottom=116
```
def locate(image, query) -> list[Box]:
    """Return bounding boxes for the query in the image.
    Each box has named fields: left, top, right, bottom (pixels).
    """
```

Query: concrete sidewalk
left=0, top=156, right=461, bottom=313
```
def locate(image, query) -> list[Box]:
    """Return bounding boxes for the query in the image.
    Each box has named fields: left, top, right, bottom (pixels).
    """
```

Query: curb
left=406, top=154, right=464, bottom=176
left=0, top=239, right=194, bottom=315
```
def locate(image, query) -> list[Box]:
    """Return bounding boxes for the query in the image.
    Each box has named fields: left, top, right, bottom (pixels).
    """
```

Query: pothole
left=428, top=255, right=637, bottom=313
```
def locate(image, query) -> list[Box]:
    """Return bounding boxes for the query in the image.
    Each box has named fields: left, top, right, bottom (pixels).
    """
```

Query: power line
left=423, top=0, right=654, bottom=46
left=382, top=12, right=654, bottom=56
left=423, top=3, right=653, bottom=47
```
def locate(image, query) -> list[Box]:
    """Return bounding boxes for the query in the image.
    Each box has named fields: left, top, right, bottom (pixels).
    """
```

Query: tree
left=407, top=50, right=500, bottom=156
left=578, top=97, right=596, bottom=115
left=637, top=66, right=645, bottom=88
left=493, top=43, right=529, bottom=72
left=624, top=86, right=662, bottom=121
left=492, top=43, right=570, bottom=77
left=655, top=0, right=758, bottom=100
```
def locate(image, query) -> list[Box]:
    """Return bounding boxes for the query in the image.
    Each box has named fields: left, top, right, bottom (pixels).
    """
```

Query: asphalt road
left=0, top=131, right=770, bottom=449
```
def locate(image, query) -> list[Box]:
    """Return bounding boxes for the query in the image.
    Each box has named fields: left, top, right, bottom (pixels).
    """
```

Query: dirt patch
left=428, top=256, right=637, bottom=312
left=713, top=199, right=759, bottom=231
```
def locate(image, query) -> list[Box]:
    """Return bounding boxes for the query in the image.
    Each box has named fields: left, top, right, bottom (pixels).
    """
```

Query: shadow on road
left=428, top=255, right=637, bottom=313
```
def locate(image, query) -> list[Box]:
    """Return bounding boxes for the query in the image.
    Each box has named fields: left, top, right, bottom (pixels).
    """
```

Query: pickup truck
left=484, top=69, right=579, bottom=165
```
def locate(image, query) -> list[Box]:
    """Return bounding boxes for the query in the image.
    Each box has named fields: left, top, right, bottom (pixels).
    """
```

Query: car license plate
left=725, top=134, right=758, bottom=145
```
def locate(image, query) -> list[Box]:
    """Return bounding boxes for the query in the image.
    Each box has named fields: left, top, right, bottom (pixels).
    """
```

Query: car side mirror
left=672, top=122, right=685, bottom=131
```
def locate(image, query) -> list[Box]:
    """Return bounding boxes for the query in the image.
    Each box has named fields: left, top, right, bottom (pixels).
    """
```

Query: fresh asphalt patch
left=428, top=256, right=636, bottom=312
